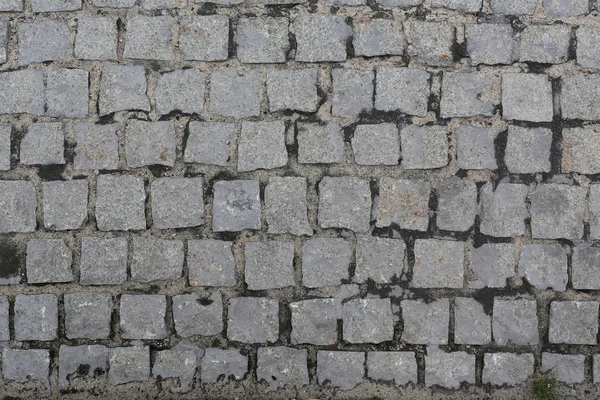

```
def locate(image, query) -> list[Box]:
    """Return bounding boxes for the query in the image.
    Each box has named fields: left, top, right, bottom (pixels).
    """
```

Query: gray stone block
left=352, top=123, right=400, bottom=165
left=411, top=21, right=454, bottom=66
left=491, top=0, right=537, bottom=14
left=505, top=125, right=552, bottom=173
left=125, top=120, right=176, bottom=168
left=549, top=301, right=598, bottom=344
left=354, top=235, right=406, bottom=283
left=20, top=122, right=65, bottom=165
left=64, top=292, right=112, bottom=339
left=482, top=353, right=533, bottom=386
left=266, top=177, right=311, bottom=235
left=401, top=299, right=449, bottom=344
left=291, top=298, right=339, bottom=345
left=18, top=19, right=70, bottom=65
left=332, top=69, right=374, bottom=118
left=543, top=0, right=588, bottom=17
left=0, top=70, right=44, bottom=115
left=124, top=16, right=173, bottom=60
left=561, top=75, right=600, bottom=120
left=0, top=0, right=22, bottom=10
left=80, top=237, right=127, bottom=285
left=293, top=15, right=351, bottom=62
left=431, top=0, right=480, bottom=11
left=130, top=237, right=183, bottom=282
left=238, top=121, right=287, bottom=172
left=454, top=298, right=491, bottom=345
left=0, top=20, right=6, bottom=64
left=519, top=244, right=567, bottom=291
left=440, top=73, right=495, bottom=118
left=95, top=175, right=146, bottom=231
left=173, top=292, right=223, bottom=337
left=257, top=347, right=309, bottom=391
left=227, top=297, right=279, bottom=343
left=562, top=127, right=600, bottom=174
left=301, top=237, right=351, bottom=287
left=92, top=0, right=136, bottom=6
left=267, top=68, right=318, bottom=112
left=577, top=26, right=600, bottom=69
left=400, top=125, right=448, bottom=169
left=297, top=122, right=344, bottom=164
left=0, top=180, right=36, bottom=233
left=212, top=180, right=261, bottom=232
left=376, top=0, right=422, bottom=6
left=467, top=243, right=515, bottom=288
left=591, top=185, right=600, bottom=239
left=519, top=25, right=570, bottom=64
left=201, top=348, right=248, bottom=383
left=353, top=19, right=406, bottom=57
left=376, top=178, right=430, bottom=231
left=151, top=177, right=204, bottom=229
left=58, top=345, right=108, bottom=390
left=541, top=353, right=585, bottom=384
left=184, top=122, right=232, bottom=166
left=412, top=239, right=463, bottom=288
left=120, top=294, right=167, bottom=340
left=26, top=239, right=73, bottom=284
left=108, top=346, right=150, bottom=385
left=15, top=294, right=58, bottom=341
left=46, top=68, right=89, bottom=118
left=456, top=125, right=497, bottom=170
left=245, top=241, right=295, bottom=290
left=343, top=298, right=394, bottom=343
left=317, top=351, right=364, bottom=390
left=210, top=68, right=261, bottom=118
left=155, top=69, right=205, bottom=115
left=375, top=67, right=429, bottom=116
left=595, top=355, right=600, bottom=383
left=318, top=176, right=371, bottom=233
left=236, top=17, right=289, bottom=63
left=3, top=349, right=50, bottom=389
left=425, top=350, right=475, bottom=389
left=492, top=297, right=538, bottom=345
left=99, top=65, right=150, bottom=115
left=0, top=125, right=9, bottom=170
left=152, top=346, right=196, bottom=393
left=0, top=297, right=9, bottom=340
left=142, top=0, right=188, bottom=7
left=530, top=183, right=586, bottom=240
left=75, top=17, right=118, bottom=60
left=436, top=177, right=477, bottom=232
left=180, top=16, right=229, bottom=61
left=367, top=352, right=417, bottom=386
left=466, top=24, right=516, bottom=65
left=572, top=245, right=600, bottom=290
left=502, top=73, right=553, bottom=122
left=479, top=182, right=528, bottom=237
left=74, top=122, right=119, bottom=170
left=188, top=239, right=236, bottom=287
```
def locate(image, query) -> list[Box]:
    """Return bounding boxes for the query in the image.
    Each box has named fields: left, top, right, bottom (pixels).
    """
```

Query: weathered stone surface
left=519, top=25, right=571, bottom=64
left=505, top=125, right=552, bottom=173
left=120, top=294, right=167, bottom=339
left=455, top=125, right=498, bottom=170
left=561, top=75, right=600, bottom=120
left=541, top=353, right=585, bottom=384
left=124, top=16, right=174, bottom=60
left=80, top=237, right=127, bottom=285
left=317, top=351, right=364, bottom=390
left=332, top=69, right=374, bottom=118
left=318, top=176, right=371, bottom=233
left=18, top=20, right=70, bottom=65
left=43, top=180, right=88, bottom=230
left=454, top=298, right=491, bottom=345
left=75, top=17, right=118, bottom=60
left=184, top=122, right=232, bottom=166
left=412, top=239, right=463, bottom=288
left=302, top=237, right=351, bottom=287
left=201, top=348, right=248, bottom=383
left=266, top=177, right=311, bottom=235
left=479, top=182, right=528, bottom=238
left=367, top=352, right=417, bottom=386
left=3, top=349, right=50, bottom=389
left=0, top=70, right=44, bottom=115
left=297, top=122, right=344, bottom=164
left=26, top=239, right=73, bottom=283
left=173, top=292, right=223, bottom=337
left=293, top=15, right=351, bottom=62
left=99, top=65, right=150, bottom=115
left=228, top=297, right=279, bottom=343
left=125, top=120, right=176, bottom=168
left=244, top=241, right=295, bottom=290
left=376, top=178, right=430, bottom=231
left=236, top=17, right=289, bottom=64
left=155, top=69, right=205, bottom=115
left=20, top=122, right=65, bottom=165
left=354, top=235, right=406, bottom=283
left=267, top=69, right=318, bottom=112
left=152, top=346, right=197, bottom=393
left=130, top=237, right=183, bottom=282
left=59, top=345, right=108, bottom=390
left=562, top=127, right=600, bottom=174
left=577, top=26, right=600, bottom=69
left=343, top=298, right=394, bottom=343
left=151, top=177, right=204, bottom=229
left=549, top=301, right=598, bottom=344
left=95, top=175, right=146, bottom=231
left=74, top=123, right=119, bottom=170
left=180, top=16, right=229, bottom=61
left=401, top=299, right=449, bottom=344
left=291, top=298, right=339, bottom=345
left=238, top=121, right=288, bottom=172
left=482, top=353, right=534, bottom=386
left=518, top=244, right=567, bottom=291
left=400, top=125, right=448, bottom=169
left=467, top=243, right=515, bottom=288
left=375, top=67, right=429, bottom=116
left=257, top=347, right=309, bottom=391
left=440, top=73, right=495, bottom=118
left=530, top=183, right=587, bottom=240
left=543, top=0, right=588, bottom=17
left=353, top=19, right=406, bottom=57
left=15, top=294, right=58, bottom=341
left=410, top=21, right=454, bottom=66
left=436, top=177, right=477, bottom=231
left=188, top=240, right=236, bottom=287
left=572, top=245, right=600, bottom=290
left=0, top=180, right=36, bottom=233
left=46, top=69, right=89, bottom=118
left=492, top=297, right=538, bottom=345
left=466, top=24, right=516, bottom=65
left=64, top=292, right=112, bottom=339
left=212, top=180, right=261, bottom=232
left=425, top=350, right=475, bottom=389
left=108, top=346, right=150, bottom=385
left=352, top=123, right=400, bottom=165
left=210, top=68, right=261, bottom=118
left=502, top=74, right=553, bottom=122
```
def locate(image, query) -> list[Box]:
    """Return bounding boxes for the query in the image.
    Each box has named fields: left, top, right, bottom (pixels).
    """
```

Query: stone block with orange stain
left=412, top=239, right=464, bottom=288
left=377, top=179, right=430, bottom=230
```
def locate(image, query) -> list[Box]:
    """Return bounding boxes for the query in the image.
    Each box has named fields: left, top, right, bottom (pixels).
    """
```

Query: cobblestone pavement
left=2, top=0, right=600, bottom=399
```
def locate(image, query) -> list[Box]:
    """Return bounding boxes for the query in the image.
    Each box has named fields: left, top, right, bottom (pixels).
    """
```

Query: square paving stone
left=318, top=176, right=371, bottom=233
left=518, top=244, right=567, bottom=291
left=64, top=292, right=112, bottom=339
left=108, top=346, right=150, bottom=385
left=491, top=0, right=537, bottom=14
left=577, top=26, right=600, bottom=69
left=332, top=69, right=373, bottom=118
left=530, top=183, right=586, bottom=240
left=74, top=122, right=119, bottom=170
left=353, top=19, right=406, bottom=57
left=0, top=125, right=10, bottom=170
left=400, top=125, right=448, bottom=169
left=236, top=17, right=289, bottom=63
left=80, top=237, right=127, bottom=285
left=541, top=353, right=585, bottom=384
left=3, top=349, right=50, bottom=389
left=562, top=127, right=600, bottom=174
left=155, top=69, right=205, bottom=115
left=375, top=67, right=429, bottom=116
left=125, top=120, right=176, bottom=168
left=440, top=72, right=496, bottom=118
left=18, top=20, right=70, bottom=65
left=238, top=121, right=288, bottom=172
left=354, top=235, right=406, bottom=283
left=210, top=68, right=261, bottom=118
left=130, top=237, right=183, bottom=282
left=411, top=21, right=454, bottom=66
left=505, top=125, right=552, bottom=173
left=0, top=70, right=44, bottom=115
left=266, top=177, right=311, bottom=235
left=467, top=243, right=515, bottom=288
left=201, top=348, right=248, bottom=383
left=293, top=15, right=351, bottom=62
left=120, top=294, right=167, bottom=340
left=257, top=347, right=309, bottom=391
left=124, top=16, right=173, bottom=60
left=267, top=68, right=318, bottom=112
left=367, top=352, right=417, bottom=386
left=436, top=177, right=477, bottom=232
left=0, top=180, right=37, bottom=233
left=151, top=177, right=204, bottom=229
left=15, top=294, right=58, bottom=341
left=343, top=298, right=394, bottom=344
left=376, top=178, right=430, bottom=231
left=184, top=122, right=232, bottom=166
left=173, top=292, right=223, bottom=337
left=492, top=297, right=538, bottom=345
left=43, top=180, right=88, bottom=231
left=0, top=0, right=22, bottom=10
left=26, top=239, right=73, bottom=284
left=46, top=69, right=89, bottom=118
left=152, top=346, right=196, bottom=393
left=245, top=241, right=295, bottom=290
left=502, top=74, right=553, bottom=122
left=95, top=175, right=146, bottom=231
left=519, top=25, right=570, bottom=64
left=227, top=297, right=279, bottom=343
left=352, top=123, right=400, bottom=165
left=291, top=298, right=339, bottom=345
left=561, top=75, right=600, bottom=120
left=425, top=351, right=475, bottom=389
left=412, top=239, right=463, bottom=288
left=317, top=351, right=364, bottom=390
left=75, top=17, right=118, bottom=60
left=58, top=345, right=108, bottom=391
left=572, top=245, right=600, bottom=290
left=454, top=298, right=491, bottom=345
left=301, top=237, right=351, bottom=287
left=99, top=65, right=150, bottom=115
left=188, top=239, right=236, bottom=287
left=180, top=16, right=229, bottom=61
left=479, top=182, right=528, bottom=237
left=20, top=122, right=65, bottom=165
left=466, top=24, right=516, bottom=65
left=482, top=353, right=534, bottom=386
left=212, top=180, right=261, bottom=232
left=297, top=121, right=344, bottom=164
left=456, top=125, right=498, bottom=170
left=401, top=299, right=449, bottom=344
left=549, top=301, right=598, bottom=345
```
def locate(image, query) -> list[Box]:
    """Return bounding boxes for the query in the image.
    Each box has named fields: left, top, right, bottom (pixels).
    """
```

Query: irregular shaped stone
left=152, top=346, right=197, bottom=393
left=46, top=69, right=89, bottom=118
left=74, top=123, right=119, bottom=170
left=353, top=19, right=406, bottom=57
left=180, top=16, right=229, bottom=61
left=99, top=65, right=150, bottom=115
left=400, top=125, right=448, bottom=169
left=411, top=21, right=454, bottom=66
left=467, top=243, right=515, bottom=288
left=151, top=177, right=204, bottom=229
left=577, top=26, right=600, bottom=69
left=492, top=297, right=538, bottom=345
left=236, top=17, right=289, bottom=63
left=188, top=240, right=236, bottom=287
left=257, top=347, right=309, bottom=391
left=58, top=345, right=108, bottom=391
left=543, top=0, right=588, bottom=17
left=3, top=349, right=50, bottom=389
left=201, top=348, right=248, bottom=383
left=561, top=75, right=600, bottom=120
left=401, top=299, right=449, bottom=344
left=549, top=301, right=598, bottom=344
left=454, top=298, right=491, bottom=345
left=332, top=68, right=374, bottom=118
left=155, top=69, right=205, bottom=115
left=18, top=20, right=70, bottom=65
left=518, top=244, right=567, bottom=291
left=120, top=294, right=167, bottom=339
left=26, top=239, right=73, bottom=283
left=466, top=24, right=516, bottom=65
left=20, top=122, right=65, bottom=165
left=377, top=178, right=429, bottom=231
left=317, top=351, right=364, bottom=390
left=354, top=235, right=406, bottom=283
left=0, top=180, right=36, bottom=233
left=227, top=297, right=279, bottom=343
left=479, top=182, right=528, bottom=238
left=412, top=239, right=463, bottom=288
left=572, top=245, right=600, bottom=290
left=0, top=70, right=44, bottom=115
left=109, top=346, right=150, bottom=385
left=64, top=292, right=112, bottom=339
left=541, top=353, right=585, bottom=384
left=125, top=120, right=176, bottom=168
left=519, top=25, right=570, bottom=64
left=0, top=0, right=22, bottom=11
left=562, top=127, right=600, bottom=174
left=173, top=292, right=223, bottom=337
left=301, top=237, right=351, bottom=287
left=440, top=72, right=495, bottom=118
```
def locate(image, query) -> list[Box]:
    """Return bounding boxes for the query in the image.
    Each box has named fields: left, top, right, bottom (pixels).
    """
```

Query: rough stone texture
left=367, top=352, right=417, bottom=386
left=124, top=16, right=173, bottom=60
left=562, top=127, right=600, bottom=174
left=152, top=346, right=196, bottom=393
left=492, top=298, right=539, bottom=345
left=293, top=15, right=351, bottom=62
left=0, top=297, right=9, bottom=340
left=376, top=178, right=430, bottom=231
left=482, top=353, right=534, bottom=386
left=257, top=347, right=309, bottom=391
left=151, top=177, right=204, bottom=229
left=456, top=125, right=498, bottom=170
left=125, top=120, right=176, bottom=168
left=519, top=25, right=571, bottom=64
left=212, top=180, right=261, bottom=232
left=228, top=297, right=279, bottom=343
left=318, top=176, right=371, bottom=232
left=541, top=353, right=586, bottom=384
left=440, top=73, right=495, bottom=118
left=290, top=298, right=339, bottom=345
left=210, top=68, right=261, bottom=118
left=108, top=346, right=150, bottom=385
left=549, top=301, right=599, bottom=344
left=577, top=26, right=600, bottom=69
left=505, top=125, right=552, bottom=173
left=530, top=183, right=587, bottom=240
left=3, top=349, right=50, bottom=389
left=64, top=292, right=112, bottom=339
left=236, top=17, right=289, bottom=64
left=572, top=245, right=600, bottom=290
left=353, top=19, right=406, bottom=57
left=20, top=123, right=65, bottom=165
left=95, top=175, right=146, bottom=231
left=352, top=123, right=400, bottom=165
left=244, top=241, right=294, bottom=290
left=375, top=67, right=429, bottom=116
left=431, top=0, right=480, bottom=11
left=46, top=69, right=89, bottom=118
left=425, top=351, right=475, bottom=389
left=73, top=123, right=119, bottom=170
left=267, top=69, right=318, bottom=112
left=0, top=0, right=22, bottom=11
left=99, top=65, right=150, bottom=115
left=238, top=121, right=288, bottom=172
left=467, top=243, right=515, bottom=288
left=0, top=180, right=36, bottom=233
left=502, top=74, right=553, bottom=122
left=43, top=180, right=88, bottom=230
left=0, top=70, right=44, bottom=115
left=75, top=17, right=118, bottom=60
left=184, top=122, right=232, bottom=166
left=518, top=244, right=567, bottom=291
left=201, top=348, right=248, bottom=383
left=18, top=20, right=70, bottom=65
left=130, top=237, right=183, bottom=282
left=14, top=294, right=58, bottom=341
left=343, top=298, right=394, bottom=343
left=412, top=239, right=463, bottom=288
left=301, top=237, right=351, bottom=287
left=79, top=237, right=128, bottom=285
left=59, top=345, right=108, bottom=391
left=332, top=68, right=373, bottom=118
left=400, top=125, right=448, bottom=169
left=155, top=69, right=205, bottom=115
left=266, top=177, right=311, bottom=235
left=436, top=177, right=477, bottom=231
left=188, top=240, right=236, bottom=287
left=590, top=185, right=600, bottom=240
left=410, top=21, right=454, bottom=66
left=180, top=16, right=229, bottom=61
left=401, top=299, right=449, bottom=344
left=466, top=24, right=516, bottom=65
left=173, top=292, right=223, bottom=337
left=543, top=0, right=588, bottom=17
left=560, top=74, right=600, bottom=120
left=354, top=235, right=406, bottom=283
left=479, top=182, right=529, bottom=238
left=0, top=125, right=10, bottom=170
left=297, top=122, right=344, bottom=164
left=26, top=239, right=73, bottom=283
left=454, top=298, right=491, bottom=345
left=317, top=351, right=364, bottom=390
left=120, top=294, right=167, bottom=340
